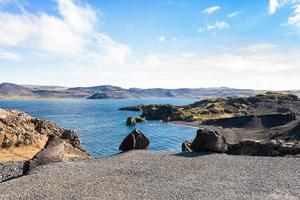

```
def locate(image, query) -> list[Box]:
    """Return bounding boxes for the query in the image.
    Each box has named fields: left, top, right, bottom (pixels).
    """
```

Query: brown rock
left=23, top=135, right=64, bottom=174
left=119, top=128, right=150, bottom=152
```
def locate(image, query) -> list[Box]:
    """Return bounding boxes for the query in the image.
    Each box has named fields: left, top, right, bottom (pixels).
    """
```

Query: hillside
left=0, top=83, right=34, bottom=98
left=1, top=82, right=300, bottom=99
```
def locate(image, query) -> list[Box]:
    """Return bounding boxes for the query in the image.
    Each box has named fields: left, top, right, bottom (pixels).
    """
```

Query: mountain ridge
left=0, top=82, right=299, bottom=99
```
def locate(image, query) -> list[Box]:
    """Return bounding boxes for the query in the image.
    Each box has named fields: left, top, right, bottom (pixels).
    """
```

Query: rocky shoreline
left=0, top=108, right=89, bottom=182
left=121, top=92, right=300, bottom=157
left=0, top=92, right=299, bottom=199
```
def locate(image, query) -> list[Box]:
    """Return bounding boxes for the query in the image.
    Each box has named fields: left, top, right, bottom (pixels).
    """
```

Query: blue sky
left=0, top=0, right=300, bottom=89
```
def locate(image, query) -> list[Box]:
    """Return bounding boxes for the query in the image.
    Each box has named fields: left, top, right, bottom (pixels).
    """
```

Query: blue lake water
left=0, top=98, right=198, bottom=157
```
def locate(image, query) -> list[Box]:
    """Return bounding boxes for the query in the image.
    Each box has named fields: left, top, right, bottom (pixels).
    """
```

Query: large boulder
left=190, top=127, right=228, bottom=153
left=119, top=129, right=150, bottom=152
left=23, top=135, right=64, bottom=174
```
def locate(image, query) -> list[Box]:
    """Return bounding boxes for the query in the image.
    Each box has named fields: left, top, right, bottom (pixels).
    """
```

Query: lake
left=0, top=98, right=198, bottom=157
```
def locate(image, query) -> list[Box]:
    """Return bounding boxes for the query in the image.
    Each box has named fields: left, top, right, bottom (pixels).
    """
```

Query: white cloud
left=0, top=0, right=130, bottom=64
left=158, top=35, right=166, bottom=42
left=115, top=43, right=298, bottom=89
left=227, top=11, right=241, bottom=18
left=269, top=0, right=300, bottom=14
left=202, top=6, right=221, bottom=15
left=207, top=21, right=230, bottom=31
left=70, top=43, right=298, bottom=90
left=287, top=4, right=300, bottom=27
left=57, top=0, right=97, bottom=34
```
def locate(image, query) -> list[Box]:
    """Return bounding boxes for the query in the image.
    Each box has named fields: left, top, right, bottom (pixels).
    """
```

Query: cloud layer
left=0, top=0, right=130, bottom=64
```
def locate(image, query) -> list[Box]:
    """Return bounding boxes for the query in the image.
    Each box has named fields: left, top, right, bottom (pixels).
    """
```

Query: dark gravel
left=0, top=151, right=299, bottom=200
left=0, top=161, right=24, bottom=182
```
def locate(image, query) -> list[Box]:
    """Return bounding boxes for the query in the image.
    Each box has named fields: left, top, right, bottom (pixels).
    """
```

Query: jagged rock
left=182, top=140, right=193, bottom=152
left=0, top=109, right=87, bottom=161
left=228, top=139, right=300, bottom=156
left=23, top=136, right=64, bottom=174
left=190, top=127, right=228, bottom=153
left=2, top=135, right=12, bottom=148
left=141, top=104, right=180, bottom=121
left=61, top=130, right=81, bottom=148
left=126, top=117, right=136, bottom=126
left=119, top=128, right=150, bottom=152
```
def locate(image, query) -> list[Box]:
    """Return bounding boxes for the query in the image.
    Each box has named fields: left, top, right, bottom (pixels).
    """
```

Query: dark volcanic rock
left=202, top=113, right=296, bottom=129
left=119, top=105, right=145, bottom=111
left=119, top=129, right=150, bottom=152
left=228, top=140, right=300, bottom=157
left=126, top=117, right=136, bottom=126
left=272, top=122, right=300, bottom=141
left=190, top=127, right=228, bottom=153
left=61, top=130, right=81, bottom=148
left=23, top=136, right=64, bottom=175
left=141, top=104, right=180, bottom=121
left=287, top=122, right=300, bottom=140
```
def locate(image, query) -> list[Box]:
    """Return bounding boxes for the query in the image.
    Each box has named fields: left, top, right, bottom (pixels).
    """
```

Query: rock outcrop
left=119, top=129, right=150, bottom=152
left=271, top=121, right=300, bottom=141
left=183, top=127, right=300, bottom=157
left=121, top=92, right=300, bottom=122
left=141, top=104, right=180, bottom=121
left=183, top=127, right=228, bottom=153
left=0, top=109, right=87, bottom=162
left=228, top=140, right=300, bottom=157
left=23, top=136, right=64, bottom=174
left=202, top=113, right=296, bottom=129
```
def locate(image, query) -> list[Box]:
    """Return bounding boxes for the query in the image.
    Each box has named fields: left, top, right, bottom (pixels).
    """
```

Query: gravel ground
left=0, top=161, right=24, bottom=182
left=0, top=150, right=299, bottom=200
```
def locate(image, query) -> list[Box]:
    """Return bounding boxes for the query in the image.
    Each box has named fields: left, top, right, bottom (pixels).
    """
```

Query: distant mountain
left=22, top=84, right=68, bottom=91
left=0, top=83, right=34, bottom=97
left=66, top=85, right=126, bottom=96
left=0, top=82, right=299, bottom=99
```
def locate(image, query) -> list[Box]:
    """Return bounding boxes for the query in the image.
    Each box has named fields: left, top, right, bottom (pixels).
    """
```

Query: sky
left=0, top=0, right=300, bottom=90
